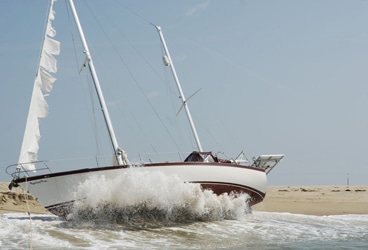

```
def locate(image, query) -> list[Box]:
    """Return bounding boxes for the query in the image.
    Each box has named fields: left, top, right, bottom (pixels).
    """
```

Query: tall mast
left=155, top=26, right=203, bottom=152
left=68, top=0, right=129, bottom=165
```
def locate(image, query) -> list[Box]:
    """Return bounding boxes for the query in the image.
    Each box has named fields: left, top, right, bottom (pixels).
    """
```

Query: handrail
left=5, top=161, right=52, bottom=179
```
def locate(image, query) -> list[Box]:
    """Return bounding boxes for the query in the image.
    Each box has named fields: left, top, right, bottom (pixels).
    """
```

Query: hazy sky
left=1, top=0, right=368, bottom=186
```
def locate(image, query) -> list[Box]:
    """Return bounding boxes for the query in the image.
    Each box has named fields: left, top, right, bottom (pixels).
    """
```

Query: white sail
left=18, top=0, right=60, bottom=171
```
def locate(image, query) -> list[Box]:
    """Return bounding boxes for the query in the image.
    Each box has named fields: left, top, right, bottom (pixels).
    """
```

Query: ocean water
left=1, top=212, right=367, bottom=249
left=1, top=173, right=367, bottom=249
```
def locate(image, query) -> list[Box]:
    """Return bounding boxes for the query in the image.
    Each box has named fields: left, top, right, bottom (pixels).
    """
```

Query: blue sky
left=1, top=0, right=368, bottom=185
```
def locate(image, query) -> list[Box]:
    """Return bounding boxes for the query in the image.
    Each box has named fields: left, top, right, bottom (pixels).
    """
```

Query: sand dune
left=1, top=182, right=367, bottom=216
left=0, top=182, right=48, bottom=214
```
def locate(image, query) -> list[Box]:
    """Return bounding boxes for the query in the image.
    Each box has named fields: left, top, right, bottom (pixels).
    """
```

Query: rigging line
left=111, top=0, right=183, bottom=99
left=65, top=0, right=105, bottom=165
left=33, top=0, right=54, bottom=79
left=195, top=114, right=224, bottom=149
left=155, top=27, right=203, bottom=151
left=82, top=0, right=183, bottom=153
left=78, top=0, right=148, bottom=138
left=80, top=60, right=116, bottom=166
left=87, top=71, right=103, bottom=167
left=67, top=2, right=137, bottom=160
left=64, top=0, right=81, bottom=75
left=159, top=41, right=179, bottom=108
left=159, top=44, right=196, bottom=151
left=91, top=0, right=178, bottom=97
left=113, top=0, right=154, bottom=28
left=87, top=0, right=180, bottom=103
left=25, top=177, right=33, bottom=250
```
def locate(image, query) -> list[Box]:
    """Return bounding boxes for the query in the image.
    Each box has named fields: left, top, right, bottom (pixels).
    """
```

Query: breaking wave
left=66, top=169, right=251, bottom=228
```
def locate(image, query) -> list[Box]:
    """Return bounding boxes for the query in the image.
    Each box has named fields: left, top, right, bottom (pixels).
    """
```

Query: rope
left=24, top=177, right=33, bottom=250
left=80, top=1, right=184, bottom=153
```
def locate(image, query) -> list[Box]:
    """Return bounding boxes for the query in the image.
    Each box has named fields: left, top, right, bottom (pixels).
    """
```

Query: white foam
left=67, top=169, right=251, bottom=224
left=1, top=212, right=367, bottom=249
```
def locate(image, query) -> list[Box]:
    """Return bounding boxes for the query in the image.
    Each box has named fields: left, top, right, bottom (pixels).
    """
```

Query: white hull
left=16, top=162, right=267, bottom=217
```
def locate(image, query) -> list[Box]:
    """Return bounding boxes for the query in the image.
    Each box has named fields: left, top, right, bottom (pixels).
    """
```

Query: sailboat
left=6, top=0, right=283, bottom=217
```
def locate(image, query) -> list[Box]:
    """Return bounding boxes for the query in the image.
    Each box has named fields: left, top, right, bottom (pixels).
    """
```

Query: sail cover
left=18, top=0, right=60, bottom=171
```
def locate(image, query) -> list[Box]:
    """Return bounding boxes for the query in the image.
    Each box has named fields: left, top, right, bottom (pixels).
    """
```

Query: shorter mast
left=68, top=0, right=129, bottom=165
left=155, top=26, right=203, bottom=152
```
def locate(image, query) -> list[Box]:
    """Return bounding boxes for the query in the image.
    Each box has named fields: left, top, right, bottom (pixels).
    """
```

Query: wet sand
left=1, top=182, right=367, bottom=216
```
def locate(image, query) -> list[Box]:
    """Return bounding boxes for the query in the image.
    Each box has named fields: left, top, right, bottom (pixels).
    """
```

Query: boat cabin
left=184, top=151, right=231, bottom=163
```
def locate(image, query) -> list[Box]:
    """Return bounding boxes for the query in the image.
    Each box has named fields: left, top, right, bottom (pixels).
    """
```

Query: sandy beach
left=1, top=182, right=367, bottom=216
left=253, top=185, right=368, bottom=216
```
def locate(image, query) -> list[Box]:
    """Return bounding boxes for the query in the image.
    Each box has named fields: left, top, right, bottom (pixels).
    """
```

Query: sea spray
left=67, top=168, right=251, bottom=227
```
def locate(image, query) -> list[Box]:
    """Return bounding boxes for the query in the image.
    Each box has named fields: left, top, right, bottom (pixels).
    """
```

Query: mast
left=155, top=26, right=203, bottom=152
left=68, top=0, right=129, bottom=165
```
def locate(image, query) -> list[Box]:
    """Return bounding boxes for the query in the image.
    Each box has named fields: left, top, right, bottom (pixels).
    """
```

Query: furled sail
left=18, top=0, right=60, bottom=171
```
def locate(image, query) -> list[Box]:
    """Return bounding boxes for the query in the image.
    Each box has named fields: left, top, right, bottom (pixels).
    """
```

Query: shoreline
left=1, top=182, right=367, bottom=216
